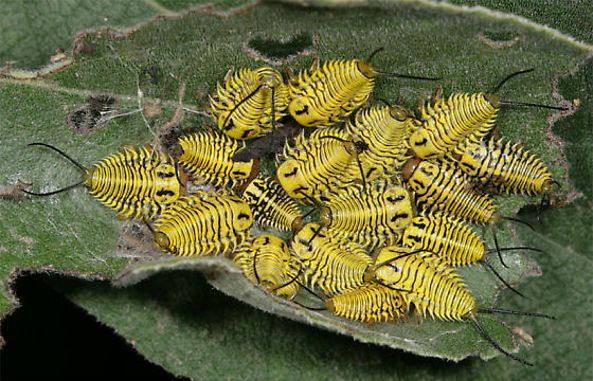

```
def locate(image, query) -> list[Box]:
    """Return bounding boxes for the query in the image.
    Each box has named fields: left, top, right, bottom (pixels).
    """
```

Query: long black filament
left=491, top=227, right=509, bottom=269
left=221, top=84, right=264, bottom=131
left=468, top=316, right=534, bottom=367
left=503, top=216, right=535, bottom=231
left=22, top=180, right=86, bottom=197
left=252, top=250, right=261, bottom=285
left=491, top=68, right=534, bottom=94
left=482, top=259, right=525, bottom=298
left=366, top=47, right=385, bottom=63
left=479, top=307, right=555, bottom=320
left=28, top=142, right=88, bottom=172
left=273, top=265, right=304, bottom=293
left=374, top=71, right=442, bottom=81
left=499, top=100, right=568, bottom=111
left=485, top=246, right=545, bottom=255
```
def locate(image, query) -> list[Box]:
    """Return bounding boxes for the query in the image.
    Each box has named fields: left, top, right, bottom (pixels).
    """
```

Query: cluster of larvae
left=26, top=49, right=567, bottom=366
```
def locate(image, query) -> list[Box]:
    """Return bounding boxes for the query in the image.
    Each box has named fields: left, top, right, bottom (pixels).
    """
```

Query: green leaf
left=1, top=0, right=591, bottom=379
left=0, top=0, right=158, bottom=70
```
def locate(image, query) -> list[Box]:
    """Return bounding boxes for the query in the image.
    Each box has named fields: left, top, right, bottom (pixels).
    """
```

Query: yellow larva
left=409, top=92, right=498, bottom=160
left=401, top=158, right=498, bottom=225
left=231, top=234, right=300, bottom=299
left=210, top=67, right=290, bottom=140
left=367, top=246, right=551, bottom=366
left=241, top=175, right=304, bottom=232
left=277, top=129, right=368, bottom=202
left=288, top=48, right=437, bottom=128
left=319, top=181, right=413, bottom=249
left=408, top=69, right=566, bottom=160
left=177, top=131, right=255, bottom=187
left=24, top=143, right=183, bottom=221
left=153, top=191, right=253, bottom=257
left=456, top=138, right=554, bottom=195
left=290, top=223, right=372, bottom=296
left=344, top=104, right=420, bottom=179
left=326, top=282, right=407, bottom=323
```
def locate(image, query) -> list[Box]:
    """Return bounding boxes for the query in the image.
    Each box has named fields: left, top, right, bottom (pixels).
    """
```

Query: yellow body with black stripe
left=319, top=181, right=413, bottom=249
left=326, top=282, right=407, bottom=323
left=210, top=67, right=290, bottom=140
left=369, top=246, right=477, bottom=321
left=153, top=191, right=253, bottom=256
left=402, top=158, right=498, bottom=225
left=177, top=131, right=254, bottom=187
left=288, top=59, right=376, bottom=127
left=402, top=213, right=485, bottom=267
left=277, top=129, right=366, bottom=201
left=290, top=223, right=372, bottom=296
left=85, top=145, right=182, bottom=220
left=409, top=93, right=498, bottom=159
left=231, top=234, right=300, bottom=299
left=242, top=175, right=304, bottom=232
left=457, top=138, right=554, bottom=195
left=345, top=105, right=419, bottom=179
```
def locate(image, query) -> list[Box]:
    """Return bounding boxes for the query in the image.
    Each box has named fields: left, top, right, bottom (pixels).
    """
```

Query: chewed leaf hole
left=478, top=30, right=523, bottom=48
left=243, top=32, right=316, bottom=64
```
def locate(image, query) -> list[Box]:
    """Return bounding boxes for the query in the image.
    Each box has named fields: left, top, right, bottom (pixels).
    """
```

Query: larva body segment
left=319, top=181, right=413, bottom=249
left=153, top=192, right=253, bottom=257
left=457, top=138, right=554, bottom=195
left=409, top=92, right=498, bottom=159
left=288, top=59, right=376, bottom=128
left=210, top=67, right=290, bottom=140
left=326, top=282, right=407, bottom=323
left=241, top=175, right=304, bottom=232
left=178, top=131, right=254, bottom=187
left=402, top=158, right=498, bottom=225
left=231, top=234, right=300, bottom=299
left=402, top=213, right=485, bottom=267
left=290, top=223, right=372, bottom=296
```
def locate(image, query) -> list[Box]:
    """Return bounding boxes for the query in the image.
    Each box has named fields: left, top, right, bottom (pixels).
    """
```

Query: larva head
left=356, top=59, right=377, bottom=79
left=458, top=141, right=488, bottom=177
left=325, top=298, right=338, bottom=314
left=230, top=199, right=254, bottom=232
left=319, top=206, right=333, bottom=227
left=276, top=160, right=310, bottom=200
left=356, top=47, right=384, bottom=79
left=369, top=246, right=409, bottom=286
left=408, top=129, right=443, bottom=159
left=154, top=231, right=172, bottom=254
left=389, top=105, right=414, bottom=121
left=231, top=160, right=255, bottom=183
left=291, top=216, right=305, bottom=233
left=255, top=67, right=284, bottom=88
left=153, top=163, right=183, bottom=204
left=483, top=93, right=500, bottom=109
left=382, top=186, right=414, bottom=230
left=290, top=223, right=322, bottom=255
left=401, top=158, right=422, bottom=181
